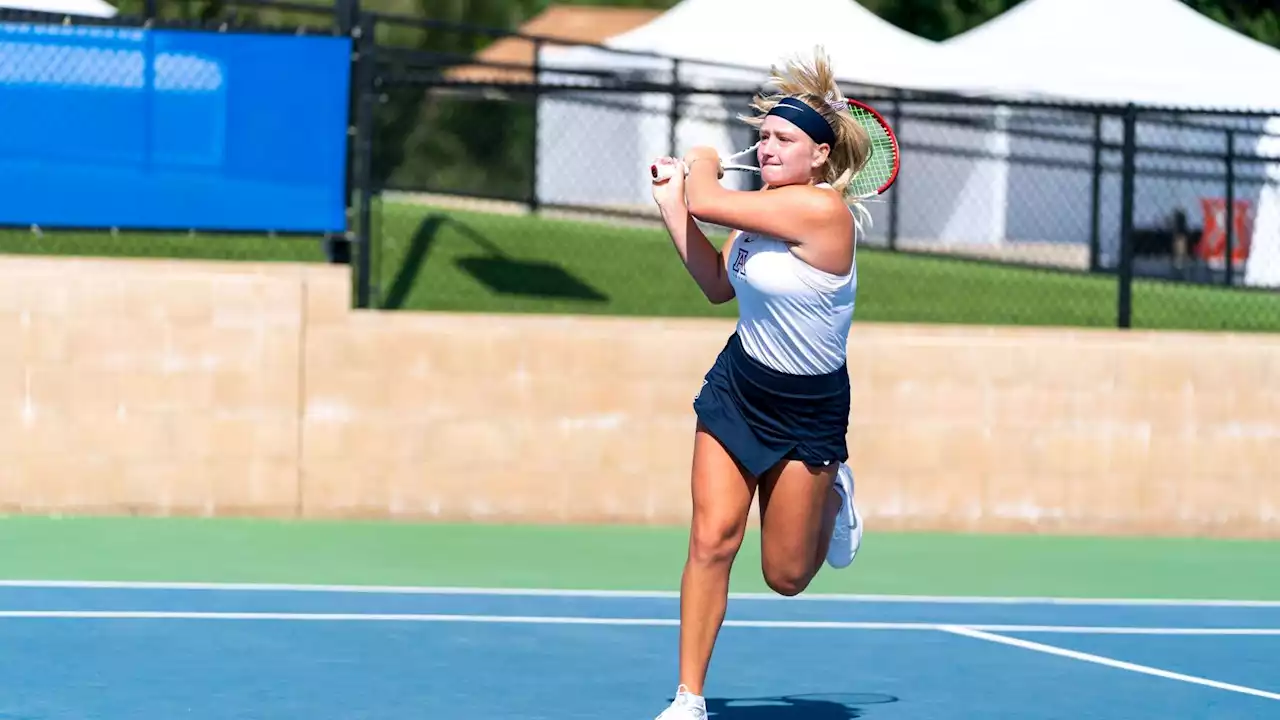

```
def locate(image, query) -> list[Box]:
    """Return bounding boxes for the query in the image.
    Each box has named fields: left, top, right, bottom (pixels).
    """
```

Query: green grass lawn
left=0, top=226, right=329, bottom=264
left=369, top=202, right=1280, bottom=331
left=3, top=199, right=1278, bottom=332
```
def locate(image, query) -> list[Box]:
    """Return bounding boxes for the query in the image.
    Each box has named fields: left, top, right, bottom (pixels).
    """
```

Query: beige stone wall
left=0, top=255, right=1276, bottom=537
left=0, top=256, right=307, bottom=517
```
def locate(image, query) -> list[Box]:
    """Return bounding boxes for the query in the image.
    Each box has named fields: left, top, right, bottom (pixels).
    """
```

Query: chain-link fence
left=354, top=22, right=1280, bottom=331
left=1123, top=109, right=1280, bottom=330
left=2, top=5, right=1277, bottom=330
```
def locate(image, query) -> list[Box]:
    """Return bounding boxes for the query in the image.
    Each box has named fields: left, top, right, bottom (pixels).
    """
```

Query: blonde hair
left=740, top=47, right=873, bottom=199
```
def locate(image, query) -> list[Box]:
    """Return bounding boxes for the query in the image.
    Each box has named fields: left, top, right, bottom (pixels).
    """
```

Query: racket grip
left=650, top=162, right=687, bottom=182
left=650, top=161, right=722, bottom=181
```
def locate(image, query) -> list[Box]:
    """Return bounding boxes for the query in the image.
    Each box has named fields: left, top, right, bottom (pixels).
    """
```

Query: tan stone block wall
left=300, top=310, right=727, bottom=525
left=0, top=256, right=308, bottom=517
left=843, top=325, right=1280, bottom=536
left=0, top=255, right=1276, bottom=537
left=300, top=311, right=1280, bottom=538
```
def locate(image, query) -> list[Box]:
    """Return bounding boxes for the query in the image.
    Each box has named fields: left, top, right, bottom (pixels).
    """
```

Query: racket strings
left=658, top=102, right=899, bottom=205
left=718, top=143, right=760, bottom=173
left=719, top=113, right=897, bottom=198
left=713, top=137, right=878, bottom=235
left=847, top=106, right=900, bottom=200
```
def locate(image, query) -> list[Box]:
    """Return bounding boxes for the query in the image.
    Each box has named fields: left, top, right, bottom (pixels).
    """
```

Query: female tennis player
left=648, top=48, right=873, bottom=720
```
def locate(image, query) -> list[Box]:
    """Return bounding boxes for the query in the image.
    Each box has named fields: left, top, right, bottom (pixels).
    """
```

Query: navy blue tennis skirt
left=693, top=332, right=850, bottom=479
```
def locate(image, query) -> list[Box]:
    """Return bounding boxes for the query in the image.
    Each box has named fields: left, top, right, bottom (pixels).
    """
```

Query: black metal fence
left=383, top=17, right=1280, bottom=331
left=2, top=1, right=1278, bottom=331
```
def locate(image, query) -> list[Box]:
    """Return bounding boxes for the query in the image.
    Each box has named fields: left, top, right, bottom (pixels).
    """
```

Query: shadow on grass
left=381, top=213, right=608, bottom=309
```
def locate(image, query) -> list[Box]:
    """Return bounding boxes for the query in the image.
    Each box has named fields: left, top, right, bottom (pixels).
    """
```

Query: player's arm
left=682, top=148, right=850, bottom=251
left=657, top=198, right=736, bottom=305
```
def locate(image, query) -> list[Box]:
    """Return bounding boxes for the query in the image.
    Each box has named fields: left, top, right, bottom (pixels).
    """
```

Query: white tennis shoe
left=826, top=462, right=863, bottom=569
left=654, top=685, right=707, bottom=720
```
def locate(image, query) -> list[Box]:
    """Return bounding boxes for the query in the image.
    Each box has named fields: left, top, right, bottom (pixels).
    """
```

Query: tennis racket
left=650, top=98, right=900, bottom=200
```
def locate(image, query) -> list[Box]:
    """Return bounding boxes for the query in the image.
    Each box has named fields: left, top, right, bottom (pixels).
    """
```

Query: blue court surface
left=1, top=581, right=1277, bottom=719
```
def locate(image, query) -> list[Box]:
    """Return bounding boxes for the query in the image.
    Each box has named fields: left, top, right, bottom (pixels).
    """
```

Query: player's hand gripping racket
left=650, top=98, right=900, bottom=200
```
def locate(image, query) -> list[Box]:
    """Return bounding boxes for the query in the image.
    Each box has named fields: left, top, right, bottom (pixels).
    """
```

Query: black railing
left=1, top=0, right=1277, bottom=330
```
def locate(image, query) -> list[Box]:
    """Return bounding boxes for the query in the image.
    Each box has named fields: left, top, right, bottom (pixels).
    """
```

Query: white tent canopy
left=529, top=0, right=1280, bottom=283
left=934, top=0, right=1280, bottom=287
left=940, top=0, right=1280, bottom=113
left=1245, top=116, right=1280, bottom=288
left=532, top=0, right=1015, bottom=244
left=595, top=0, right=987, bottom=94
left=0, top=0, right=116, bottom=17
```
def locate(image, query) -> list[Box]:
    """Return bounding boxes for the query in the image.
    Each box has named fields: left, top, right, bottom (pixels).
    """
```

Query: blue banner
left=0, top=23, right=352, bottom=232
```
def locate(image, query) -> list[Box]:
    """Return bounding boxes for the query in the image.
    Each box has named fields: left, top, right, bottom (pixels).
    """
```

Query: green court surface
left=1, top=516, right=1277, bottom=601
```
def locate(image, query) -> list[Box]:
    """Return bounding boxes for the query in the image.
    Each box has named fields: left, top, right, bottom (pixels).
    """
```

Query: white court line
left=971, top=625, right=1280, bottom=636
left=942, top=626, right=1280, bottom=702
left=1, top=580, right=1278, bottom=608
left=1, top=610, right=1279, bottom=636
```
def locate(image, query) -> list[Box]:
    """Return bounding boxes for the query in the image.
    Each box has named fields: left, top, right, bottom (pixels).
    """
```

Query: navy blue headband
left=766, top=97, right=836, bottom=147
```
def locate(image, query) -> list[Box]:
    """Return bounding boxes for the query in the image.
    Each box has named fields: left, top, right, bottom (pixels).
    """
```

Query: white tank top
left=726, top=204, right=857, bottom=376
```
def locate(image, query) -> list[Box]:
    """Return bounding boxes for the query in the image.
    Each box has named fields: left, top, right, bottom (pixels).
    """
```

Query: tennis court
left=1, top=519, right=1278, bottom=719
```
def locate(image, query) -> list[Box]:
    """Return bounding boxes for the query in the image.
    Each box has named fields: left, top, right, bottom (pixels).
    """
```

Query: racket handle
left=650, top=162, right=687, bottom=182
left=650, top=160, right=723, bottom=181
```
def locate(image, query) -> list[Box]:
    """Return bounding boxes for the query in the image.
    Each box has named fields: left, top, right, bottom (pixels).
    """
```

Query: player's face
left=757, top=114, right=828, bottom=187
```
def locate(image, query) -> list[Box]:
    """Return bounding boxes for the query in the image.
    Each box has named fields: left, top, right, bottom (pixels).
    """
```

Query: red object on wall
left=1198, top=197, right=1253, bottom=267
